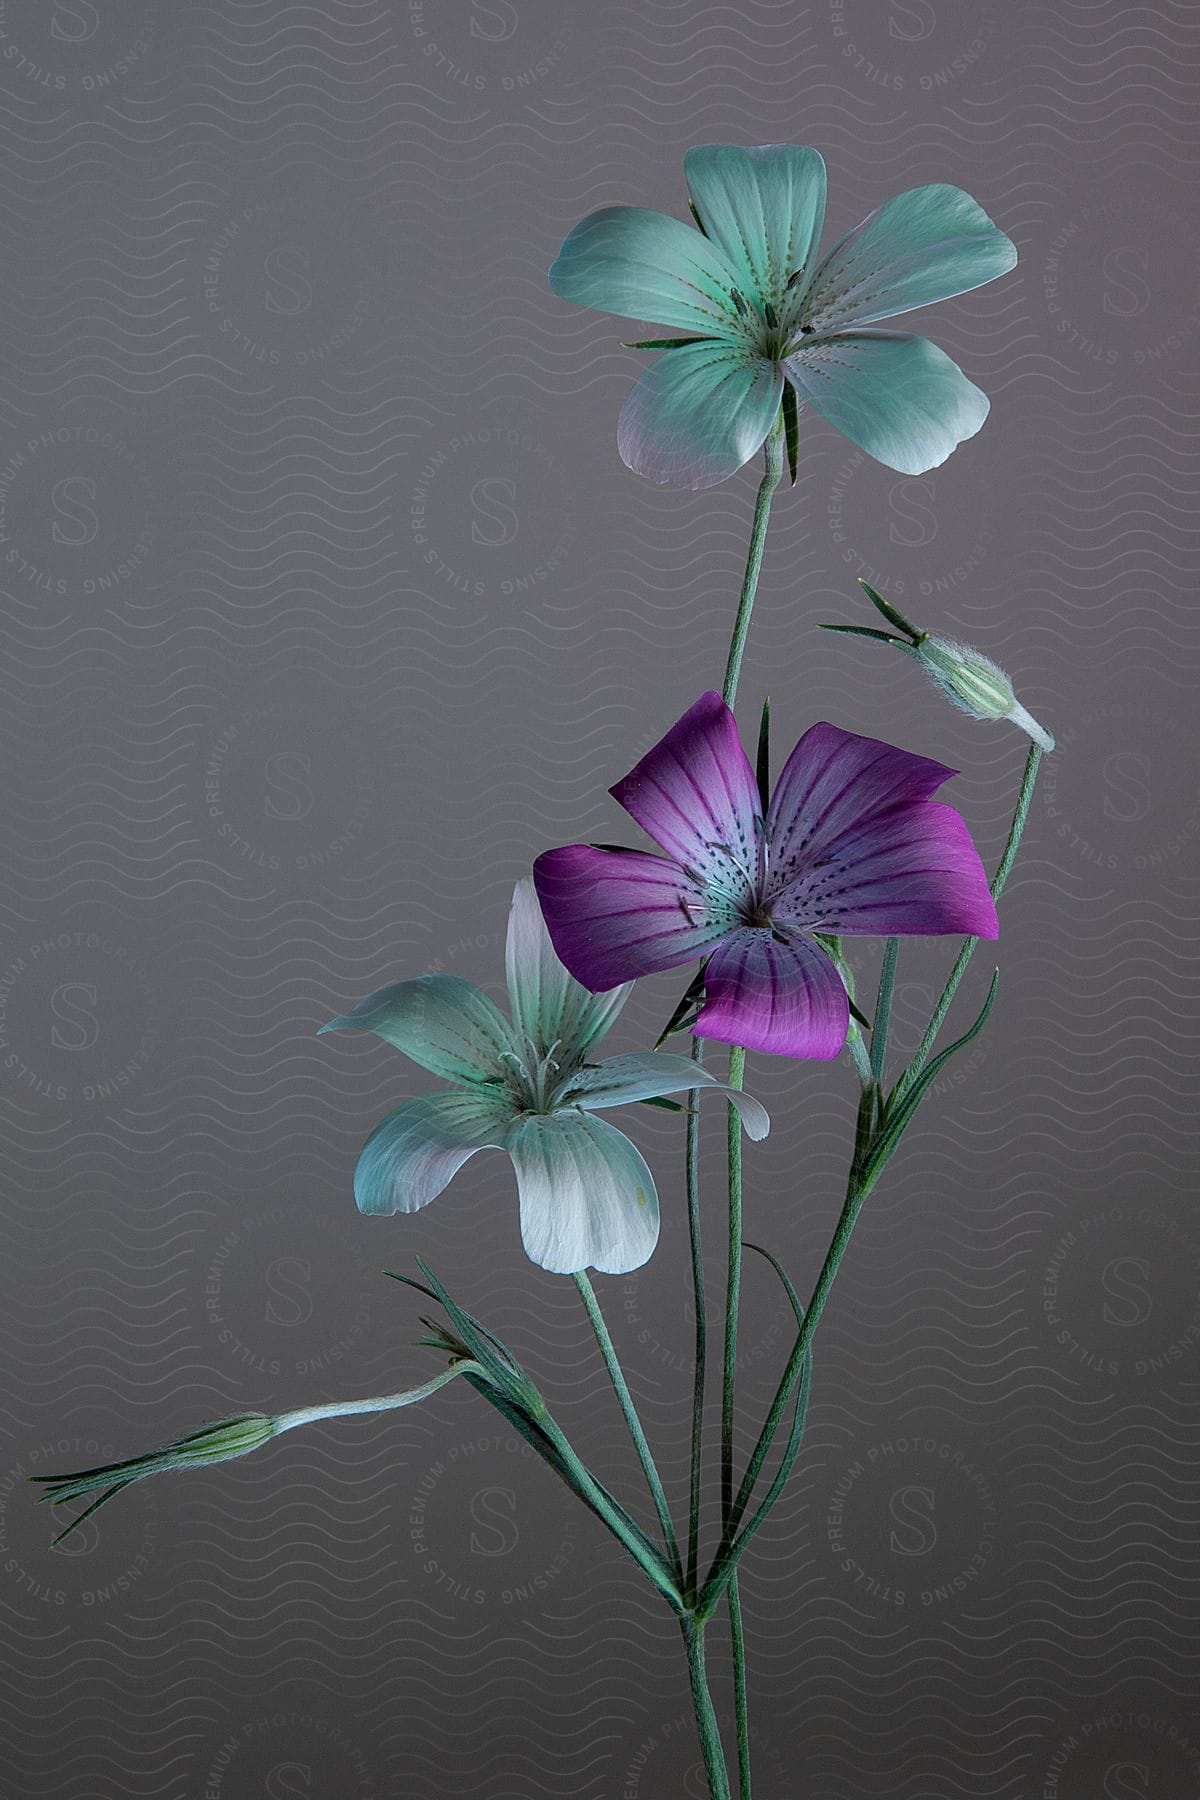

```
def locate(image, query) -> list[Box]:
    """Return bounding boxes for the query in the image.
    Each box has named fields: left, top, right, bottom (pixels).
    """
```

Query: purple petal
left=766, top=721, right=957, bottom=880
left=610, top=692, right=761, bottom=898
left=617, top=341, right=783, bottom=490
left=533, top=845, right=724, bottom=992
left=696, top=929, right=849, bottom=1060
left=777, top=801, right=998, bottom=940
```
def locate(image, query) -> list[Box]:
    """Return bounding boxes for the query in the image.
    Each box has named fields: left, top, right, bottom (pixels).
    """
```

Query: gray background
left=1, top=2, right=1198, bottom=1796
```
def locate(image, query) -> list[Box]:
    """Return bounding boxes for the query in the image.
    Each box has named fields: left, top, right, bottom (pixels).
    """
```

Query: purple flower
left=533, top=694, right=998, bottom=1060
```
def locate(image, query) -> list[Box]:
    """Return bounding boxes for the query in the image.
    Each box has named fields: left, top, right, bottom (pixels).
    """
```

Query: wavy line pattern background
left=1, top=1, right=1197, bottom=1795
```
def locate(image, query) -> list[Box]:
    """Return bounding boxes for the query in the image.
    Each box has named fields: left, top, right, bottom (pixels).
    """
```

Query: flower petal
left=534, top=845, right=723, bottom=991
left=505, top=876, right=631, bottom=1065
left=353, top=1091, right=512, bottom=1217
left=797, top=183, right=1017, bottom=334
left=507, top=1111, right=660, bottom=1274
left=319, top=974, right=520, bottom=1086
left=767, top=721, right=957, bottom=877
left=684, top=144, right=827, bottom=315
left=785, top=332, right=989, bottom=475
left=548, top=204, right=744, bottom=335
left=617, top=340, right=784, bottom=489
left=763, top=723, right=997, bottom=940
left=610, top=691, right=761, bottom=895
left=779, top=801, right=999, bottom=940
left=559, top=1050, right=770, bottom=1140
left=696, top=929, right=849, bottom=1060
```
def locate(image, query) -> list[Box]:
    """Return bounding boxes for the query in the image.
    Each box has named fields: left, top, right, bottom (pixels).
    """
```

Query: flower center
left=500, top=1035, right=568, bottom=1114
left=741, top=902, right=774, bottom=929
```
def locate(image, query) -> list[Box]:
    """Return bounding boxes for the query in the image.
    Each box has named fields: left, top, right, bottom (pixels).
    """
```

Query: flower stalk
left=722, top=418, right=784, bottom=708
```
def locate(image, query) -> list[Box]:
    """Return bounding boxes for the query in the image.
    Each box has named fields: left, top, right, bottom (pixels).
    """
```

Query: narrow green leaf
left=817, top=624, right=903, bottom=645
left=866, top=970, right=1000, bottom=1189
left=620, top=336, right=713, bottom=351
left=756, top=696, right=771, bottom=814
left=847, top=995, right=874, bottom=1031
left=687, top=197, right=709, bottom=237
left=781, top=381, right=799, bottom=487
left=857, top=579, right=923, bottom=643
left=654, top=964, right=709, bottom=1049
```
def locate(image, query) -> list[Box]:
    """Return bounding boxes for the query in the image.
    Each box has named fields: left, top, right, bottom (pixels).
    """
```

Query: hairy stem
left=683, top=1617, right=733, bottom=1800
left=896, top=740, right=1042, bottom=1100
left=686, top=1036, right=707, bottom=1597
left=721, top=422, right=785, bottom=709
left=573, top=1271, right=682, bottom=1581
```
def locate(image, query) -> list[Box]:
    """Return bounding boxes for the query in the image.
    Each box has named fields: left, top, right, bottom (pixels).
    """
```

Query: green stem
left=721, top=421, right=785, bottom=709
left=727, top=1577, right=752, bottom=1798
left=682, top=1617, right=733, bottom=1800
left=279, top=1367, right=471, bottom=1431
left=686, top=1036, right=707, bottom=1598
left=537, top=1411, right=686, bottom=1615
left=700, top=1173, right=867, bottom=1618
left=721, top=1044, right=747, bottom=1524
left=721, top=1042, right=750, bottom=1791
left=870, top=937, right=899, bottom=1084
left=896, top=741, right=1042, bottom=1100
left=573, top=1271, right=682, bottom=1582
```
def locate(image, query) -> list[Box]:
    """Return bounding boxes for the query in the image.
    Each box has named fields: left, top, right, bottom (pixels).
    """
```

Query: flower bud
left=818, top=584, right=1055, bottom=753
left=31, top=1413, right=279, bottom=1528
left=911, top=637, right=1054, bottom=752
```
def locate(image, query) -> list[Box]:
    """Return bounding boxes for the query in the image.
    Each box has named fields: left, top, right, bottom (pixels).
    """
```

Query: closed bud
left=819, top=586, right=1054, bottom=753
left=31, top=1412, right=279, bottom=1540
left=912, top=637, right=1055, bottom=752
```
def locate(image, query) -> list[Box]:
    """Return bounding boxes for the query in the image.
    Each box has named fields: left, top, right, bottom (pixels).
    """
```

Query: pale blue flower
left=319, top=879, right=768, bottom=1275
left=549, top=143, right=1017, bottom=489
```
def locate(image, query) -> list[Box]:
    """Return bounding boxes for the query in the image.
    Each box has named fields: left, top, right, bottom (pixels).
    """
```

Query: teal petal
left=549, top=205, right=745, bottom=337
left=618, top=340, right=784, bottom=489
left=506, top=1112, right=659, bottom=1275
left=319, top=973, right=520, bottom=1087
left=684, top=144, right=827, bottom=317
left=795, top=183, right=1017, bottom=334
left=354, top=1091, right=512, bottom=1216
left=560, top=1051, right=770, bottom=1141
left=505, top=877, right=631, bottom=1065
left=785, top=333, right=989, bottom=475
